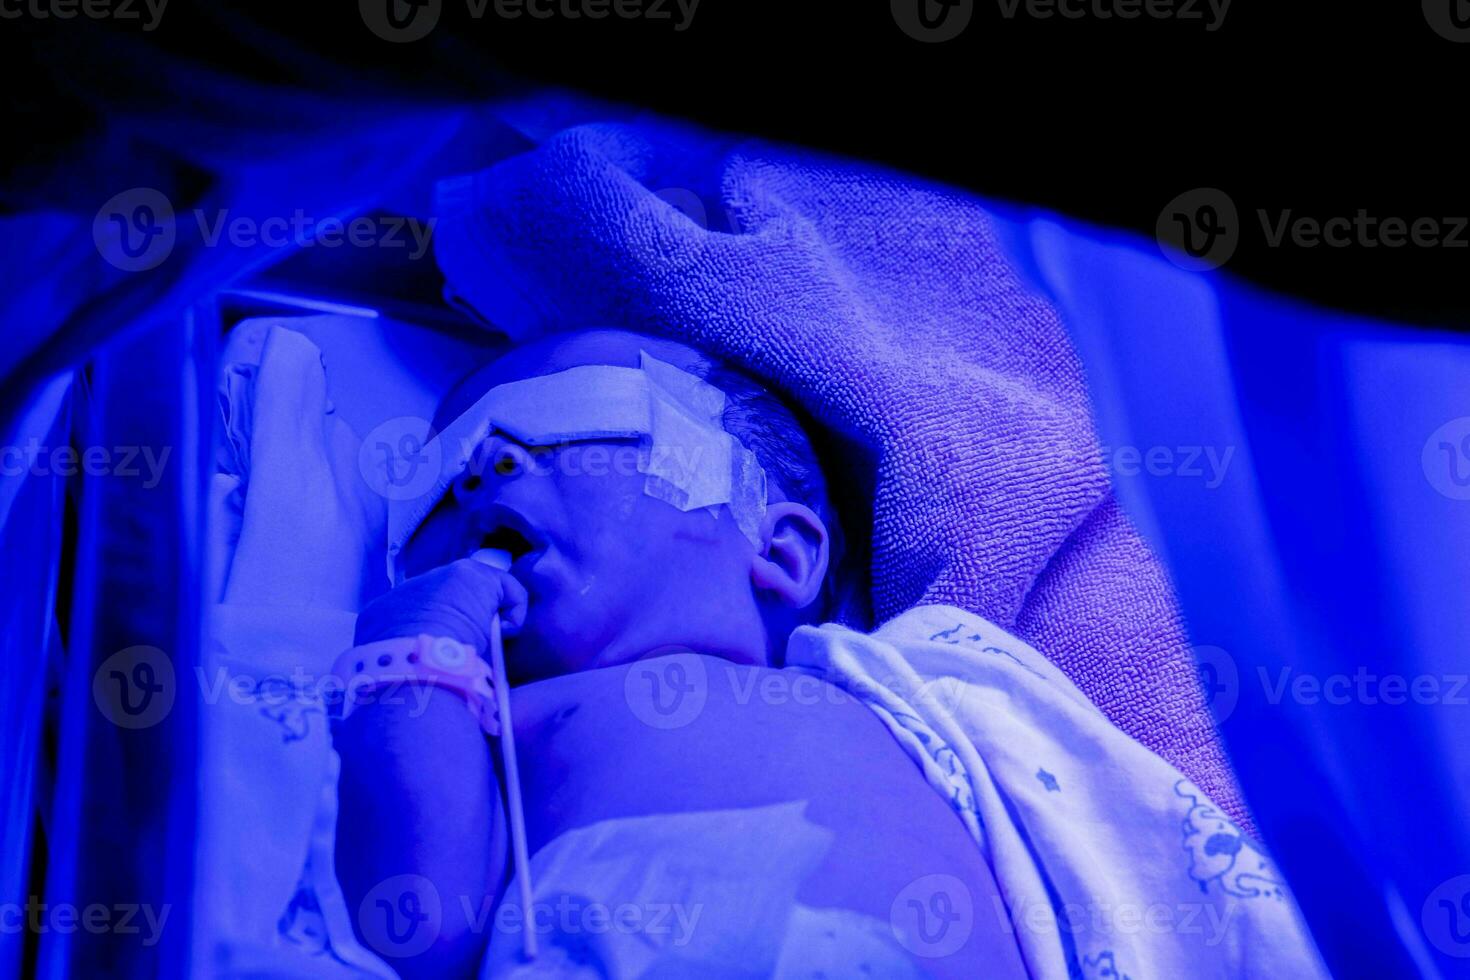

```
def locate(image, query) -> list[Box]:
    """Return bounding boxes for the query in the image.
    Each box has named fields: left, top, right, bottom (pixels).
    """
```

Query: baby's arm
left=336, top=689, right=506, bottom=978
left=334, top=560, right=524, bottom=979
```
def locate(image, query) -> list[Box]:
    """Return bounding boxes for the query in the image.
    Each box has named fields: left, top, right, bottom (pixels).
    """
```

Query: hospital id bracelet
left=332, top=634, right=500, bottom=737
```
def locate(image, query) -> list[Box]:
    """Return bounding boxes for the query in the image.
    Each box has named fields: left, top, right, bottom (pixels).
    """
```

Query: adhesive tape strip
left=386, top=351, right=767, bottom=582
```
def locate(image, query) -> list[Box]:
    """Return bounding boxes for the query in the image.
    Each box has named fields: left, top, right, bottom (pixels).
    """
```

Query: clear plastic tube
left=469, top=548, right=537, bottom=961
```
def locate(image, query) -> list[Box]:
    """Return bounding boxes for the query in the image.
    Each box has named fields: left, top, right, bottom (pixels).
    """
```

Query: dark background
left=8, top=0, right=1467, bottom=328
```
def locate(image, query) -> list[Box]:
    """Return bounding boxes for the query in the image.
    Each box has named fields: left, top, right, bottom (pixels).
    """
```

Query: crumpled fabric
left=788, top=603, right=1328, bottom=980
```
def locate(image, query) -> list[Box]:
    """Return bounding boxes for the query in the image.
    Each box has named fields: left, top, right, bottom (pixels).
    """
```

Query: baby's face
left=399, top=331, right=762, bottom=683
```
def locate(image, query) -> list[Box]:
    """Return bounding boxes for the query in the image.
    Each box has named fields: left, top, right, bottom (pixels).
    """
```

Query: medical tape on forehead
left=385, top=351, right=769, bottom=581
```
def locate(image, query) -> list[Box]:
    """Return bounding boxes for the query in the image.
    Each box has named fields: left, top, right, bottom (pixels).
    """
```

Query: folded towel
left=433, top=115, right=1251, bottom=828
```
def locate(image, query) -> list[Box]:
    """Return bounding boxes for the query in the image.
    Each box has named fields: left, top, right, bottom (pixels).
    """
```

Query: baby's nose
left=453, top=434, right=536, bottom=500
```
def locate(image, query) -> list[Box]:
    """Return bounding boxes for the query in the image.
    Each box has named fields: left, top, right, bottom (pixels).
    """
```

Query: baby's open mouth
left=482, top=524, right=536, bottom=562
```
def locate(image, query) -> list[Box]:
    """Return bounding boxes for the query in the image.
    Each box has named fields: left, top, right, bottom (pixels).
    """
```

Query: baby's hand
left=353, top=559, right=528, bottom=656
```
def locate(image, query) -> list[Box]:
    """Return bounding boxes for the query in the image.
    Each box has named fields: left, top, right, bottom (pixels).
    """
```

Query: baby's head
left=397, top=328, right=840, bottom=683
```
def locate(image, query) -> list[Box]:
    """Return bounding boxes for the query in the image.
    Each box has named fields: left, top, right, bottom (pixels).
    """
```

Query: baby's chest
left=507, top=659, right=881, bottom=849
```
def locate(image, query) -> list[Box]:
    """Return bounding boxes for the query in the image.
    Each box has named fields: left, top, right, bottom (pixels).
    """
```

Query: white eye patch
left=385, top=350, right=768, bottom=582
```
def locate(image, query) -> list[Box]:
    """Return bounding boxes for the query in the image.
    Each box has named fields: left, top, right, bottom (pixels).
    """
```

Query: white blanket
left=478, top=803, right=927, bottom=978
left=786, top=605, right=1330, bottom=979
left=202, top=324, right=392, bottom=977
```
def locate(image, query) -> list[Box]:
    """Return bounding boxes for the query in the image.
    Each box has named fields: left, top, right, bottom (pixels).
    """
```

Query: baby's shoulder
left=512, top=653, right=915, bottom=811
left=514, top=654, right=870, bottom=746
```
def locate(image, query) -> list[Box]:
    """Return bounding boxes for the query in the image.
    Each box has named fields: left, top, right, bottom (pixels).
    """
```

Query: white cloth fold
left=220, top=323, right=383, bottom=610
left=787, top=604, right=1330, bottom=980
left=478, top=803, right=925, bottom=979
left=200, top=323, right=394, bottom=977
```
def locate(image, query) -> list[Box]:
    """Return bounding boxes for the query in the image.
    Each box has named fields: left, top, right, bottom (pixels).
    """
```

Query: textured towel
left=433, top=115, right=1249, bottom=828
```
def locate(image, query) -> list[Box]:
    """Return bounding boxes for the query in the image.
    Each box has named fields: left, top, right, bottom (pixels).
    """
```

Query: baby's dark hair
left=694, top=359, right=848, bottom=625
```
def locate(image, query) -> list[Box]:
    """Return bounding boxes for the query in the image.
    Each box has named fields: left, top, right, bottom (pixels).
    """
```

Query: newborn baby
left=333, top=329, right=1025, bottom=978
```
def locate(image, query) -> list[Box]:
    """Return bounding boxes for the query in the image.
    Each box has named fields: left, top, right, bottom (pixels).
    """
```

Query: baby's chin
left=502, top=601, right=618, bottom=684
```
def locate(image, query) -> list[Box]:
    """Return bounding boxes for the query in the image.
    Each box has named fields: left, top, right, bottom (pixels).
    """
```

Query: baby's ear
left=748, top=502, right=830, bottom=611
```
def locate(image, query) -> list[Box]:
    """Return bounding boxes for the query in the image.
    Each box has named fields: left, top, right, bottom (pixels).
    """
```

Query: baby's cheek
left=580, top=468, right=651, bottom=524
